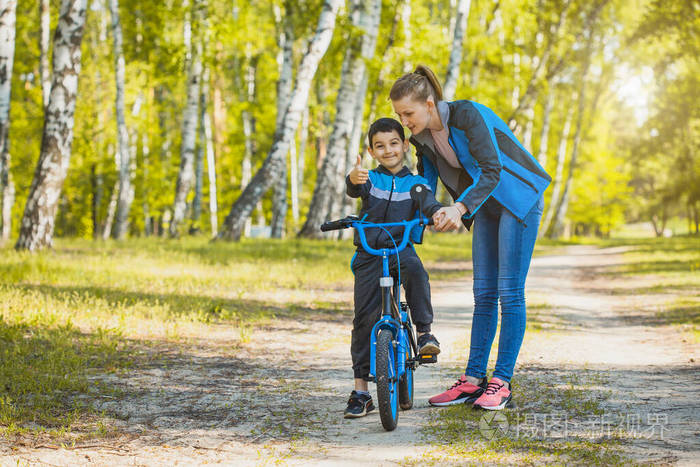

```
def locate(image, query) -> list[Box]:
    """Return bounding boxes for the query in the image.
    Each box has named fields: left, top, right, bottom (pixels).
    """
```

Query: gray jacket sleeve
left=449, top=101, right=502, bottom=216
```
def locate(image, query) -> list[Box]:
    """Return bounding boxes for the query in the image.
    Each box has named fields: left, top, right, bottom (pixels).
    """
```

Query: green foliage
left=4, top=0, right=695, bottom=240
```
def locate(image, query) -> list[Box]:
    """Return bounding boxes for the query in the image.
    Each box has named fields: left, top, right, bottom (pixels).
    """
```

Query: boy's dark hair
left=367, top=117, right=405, bottom=148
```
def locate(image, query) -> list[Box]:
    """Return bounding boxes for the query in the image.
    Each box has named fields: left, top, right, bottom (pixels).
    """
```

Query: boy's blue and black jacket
left=346, top=165, right=442, bottom=250
left=411, top=100, right=552, bottom=229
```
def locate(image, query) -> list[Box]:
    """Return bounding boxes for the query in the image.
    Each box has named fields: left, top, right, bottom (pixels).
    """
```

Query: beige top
left=429, top=126, right=461, bottom=169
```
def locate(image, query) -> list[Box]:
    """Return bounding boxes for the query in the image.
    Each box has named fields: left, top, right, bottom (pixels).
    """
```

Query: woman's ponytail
left=414, top=65, right=443, bottom=101
left=389, top=64, right=444, bottom=103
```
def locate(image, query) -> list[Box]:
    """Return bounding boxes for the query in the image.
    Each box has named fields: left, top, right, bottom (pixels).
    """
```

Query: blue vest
left=416, top=100, right=551, bottom=222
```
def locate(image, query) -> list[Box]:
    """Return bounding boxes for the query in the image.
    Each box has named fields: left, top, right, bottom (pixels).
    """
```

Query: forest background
left=0, top=0, right=698, bottom=250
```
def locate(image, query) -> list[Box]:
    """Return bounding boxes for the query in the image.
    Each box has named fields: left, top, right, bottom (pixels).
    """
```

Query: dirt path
left=3, top=245, right=699, bottom=466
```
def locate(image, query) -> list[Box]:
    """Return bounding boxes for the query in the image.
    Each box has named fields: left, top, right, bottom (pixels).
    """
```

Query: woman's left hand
left=432, top=203, right=466, bottom=231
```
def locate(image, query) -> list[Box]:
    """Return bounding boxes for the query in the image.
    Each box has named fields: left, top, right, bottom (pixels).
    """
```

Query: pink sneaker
left=428, top=375, right=486, bottom=406
left=473, top=377, right=512, bottom=410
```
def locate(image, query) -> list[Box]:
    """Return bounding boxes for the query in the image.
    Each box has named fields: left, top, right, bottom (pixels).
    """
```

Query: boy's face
left=368, top=130, right=409, bottom=174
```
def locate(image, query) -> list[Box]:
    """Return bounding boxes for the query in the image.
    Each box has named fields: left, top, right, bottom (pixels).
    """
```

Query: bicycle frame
left=349, top=218, right=426, bottom=381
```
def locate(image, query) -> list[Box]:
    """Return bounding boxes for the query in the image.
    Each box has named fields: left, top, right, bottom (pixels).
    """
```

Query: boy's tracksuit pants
left=350, top=247, right=434, bottom=380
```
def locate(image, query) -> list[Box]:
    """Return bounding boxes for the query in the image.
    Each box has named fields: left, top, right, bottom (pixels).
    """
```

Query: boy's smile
left=368, top=130, right=409, bottom=174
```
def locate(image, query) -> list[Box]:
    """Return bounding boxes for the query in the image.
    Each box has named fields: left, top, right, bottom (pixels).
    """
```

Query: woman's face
left=392, top=95, right=432, bottom=135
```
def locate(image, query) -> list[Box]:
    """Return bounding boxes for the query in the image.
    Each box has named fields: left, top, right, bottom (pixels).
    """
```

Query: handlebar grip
left=320, top=220, right=346, bottom=232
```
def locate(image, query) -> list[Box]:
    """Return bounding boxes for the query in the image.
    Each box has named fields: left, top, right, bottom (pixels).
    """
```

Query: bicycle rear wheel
left=376, top=329, right=399, bottom=431
left=399, top=335, right=414, bottom=410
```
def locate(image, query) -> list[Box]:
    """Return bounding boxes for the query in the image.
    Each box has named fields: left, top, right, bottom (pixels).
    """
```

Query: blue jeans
left=465, top=196, right=544, bottom=383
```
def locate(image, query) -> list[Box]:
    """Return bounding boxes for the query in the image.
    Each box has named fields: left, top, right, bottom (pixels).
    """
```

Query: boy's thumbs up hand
left=349, top=153, right=369, bottom=185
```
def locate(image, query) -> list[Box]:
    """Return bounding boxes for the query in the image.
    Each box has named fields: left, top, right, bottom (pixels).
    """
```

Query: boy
left=343, top=117, right=442, bottom=418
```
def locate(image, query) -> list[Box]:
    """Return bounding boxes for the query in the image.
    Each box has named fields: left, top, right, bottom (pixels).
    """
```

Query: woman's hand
left=348, top=154, right=369, bottom=185
left=432, top=203, right=467, bottom=231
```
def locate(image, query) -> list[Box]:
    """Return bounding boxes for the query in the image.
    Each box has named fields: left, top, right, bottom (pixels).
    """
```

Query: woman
left=392, top=65, right=551, bottom=410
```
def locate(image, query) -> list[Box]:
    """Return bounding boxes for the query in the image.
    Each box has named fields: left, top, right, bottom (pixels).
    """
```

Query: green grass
left=602, top=236, right=700, bottom=339
left=405, top=369, right=635, bottom=466
left=0, top=311, right=134, bottom=440
left=0, top=234, right=472, bottom=440
left=0, top=233, right=696, bottom=446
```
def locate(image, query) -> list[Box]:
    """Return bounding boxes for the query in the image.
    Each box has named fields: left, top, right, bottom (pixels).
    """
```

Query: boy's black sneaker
left=417, top=333, right=441, bottom=356
left=343, top=390, right=375, bottom=418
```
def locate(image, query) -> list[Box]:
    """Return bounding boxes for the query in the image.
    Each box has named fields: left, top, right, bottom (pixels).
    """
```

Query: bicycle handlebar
left=320, top=215, right=434, bottom=256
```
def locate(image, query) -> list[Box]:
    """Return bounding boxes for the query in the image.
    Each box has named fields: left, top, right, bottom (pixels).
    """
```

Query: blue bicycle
left=321, top=186, right=438, bottom=431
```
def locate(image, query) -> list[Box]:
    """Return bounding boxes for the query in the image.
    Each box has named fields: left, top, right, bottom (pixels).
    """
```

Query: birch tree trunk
left=204, top=104, right=218, bottom=236
left=237, top=52, right=258, bottom=237
left=298, top=0, right=381, bottom=239
left=469, top=0, right=500, bottom=89
left=91, top=164, right=103, bottom=239
left=0, top=0, right=16, bottom=244
left=102, top=172, right=118, bottom=239
left=443, top=0, right=471, bottom=101
left=270, top=1, right=294, bottom=238
left=549, top=31, right=596, bottom=239
left=142, top=131, right=151, bottom=236
left=511, top=32, right=521, bottom=111
left=191, top=66, right=218, bottom=236
left=338, top=0, right=381, bottom=228
left=109, top=0, right=133, bottom=239
left=289, top=134, right=299, bottom=224
left=15, top=0, right=88, bottom=251
left=507, top=0, right=570, bottom=128
left=191, top=66, right=210, bottom=234
left=217, top=0, right=342, bottom=241
left=169, top=0, right=203, bottom=237
left=367, top=2, right=402, bottom=125
left=296, top=105, right=308, bottom=197
left=536, top=88, right=554, bottom=167
left=39, top=0, right=51, bottom=112
left=337, top=68, right=370, bottom=241
left=402, top=0, right=412, bottom=73
left=539, top=103, right=572, bottom=237
left=522, top=106, right=535, bottom=150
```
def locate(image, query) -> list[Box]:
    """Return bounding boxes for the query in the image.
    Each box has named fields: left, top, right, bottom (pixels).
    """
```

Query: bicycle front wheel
left=375, top=329, right=399, bottom=431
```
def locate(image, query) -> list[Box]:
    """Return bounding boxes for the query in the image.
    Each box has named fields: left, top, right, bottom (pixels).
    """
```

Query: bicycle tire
left=376, top=329, right=399, bottom=431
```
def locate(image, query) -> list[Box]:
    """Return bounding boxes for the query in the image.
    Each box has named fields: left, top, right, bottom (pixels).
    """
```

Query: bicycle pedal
left=418, top=354, right=437, bottom=364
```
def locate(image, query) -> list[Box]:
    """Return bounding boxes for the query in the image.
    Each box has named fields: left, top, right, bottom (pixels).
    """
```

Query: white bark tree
left=549, top=29, right=609, bottom=238
left=217, top=0, right=343, bottom=241
left=443, top=0, right=471, bottom=101
left=237, top=51, right=258, bottom=237
left=339, top=70, right=370, bottom=225
left=401, top=0, right=412, bottom=73
left=169, top=0, right=204, bottom=237
left=367, top=2, right=402, bottom=125
left=39, top=0, right=51, bottom=111
left=109, top=0, right=134, bottom=239
left=191, top=66, right=210, bottom=234
left=539, top=103, right=572, bottom=238
left=536, top=87, right=555, bottom=167
left=298, top=0, right=381, bottom=239
left=469, top=0, right=500, bottom=89
left=15, top=0, right=88, bottom=251
left=0, top=0, right=16, bottom=244
left=294, top=105, right=309, bottom=221
left=202, top=76, right=218, bottom=237
left=507, top=0, right=571, bottom=129
left=270, top=1, right=295, bottom=238
left=338, top=0, right=382, bottom=231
